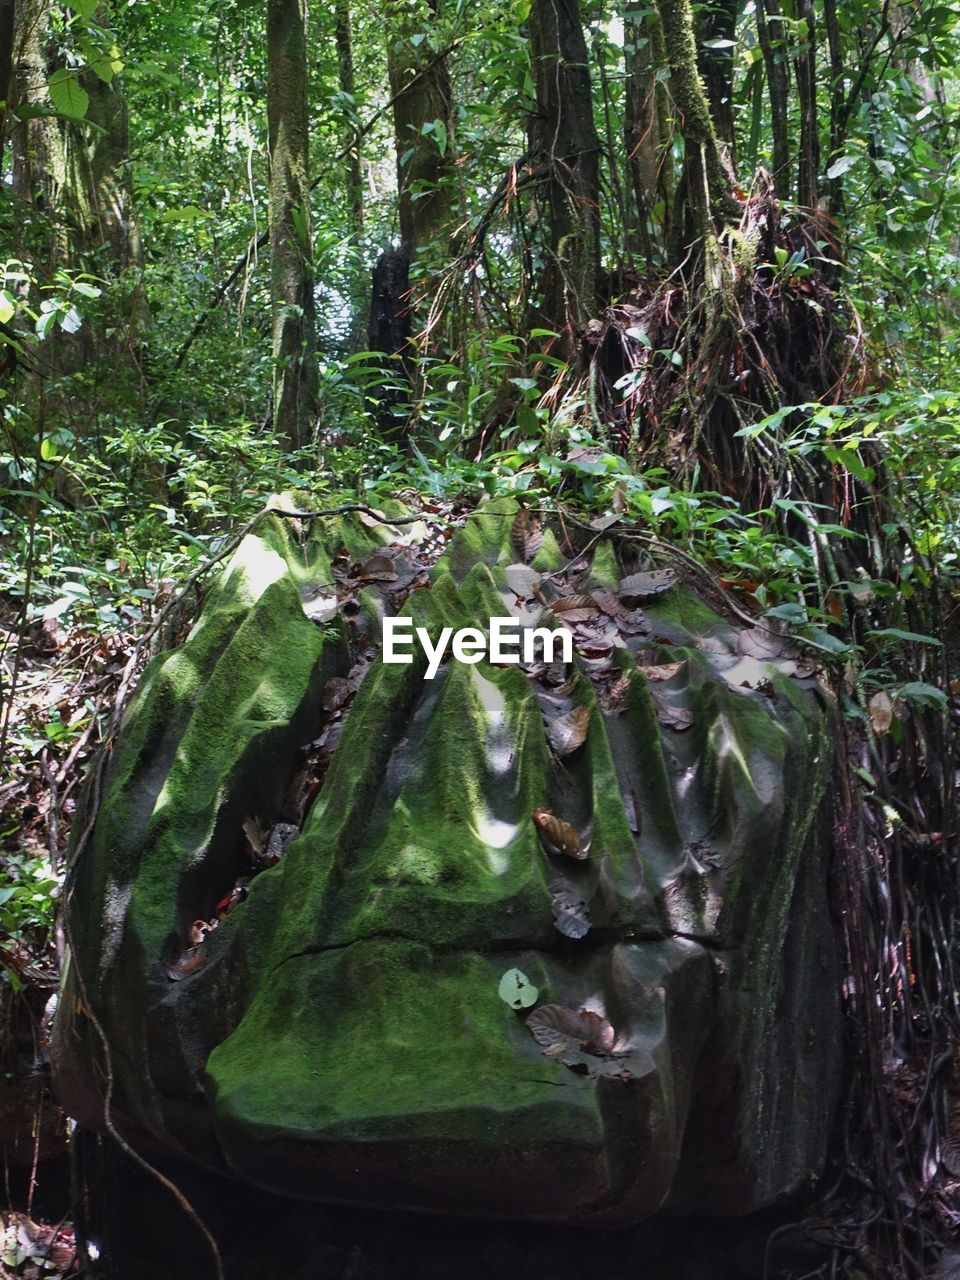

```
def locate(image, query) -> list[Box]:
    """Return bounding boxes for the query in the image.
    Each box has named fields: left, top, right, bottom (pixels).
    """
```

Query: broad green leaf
left=70, top=0, right=98, bottom=17
left=498, top=968, right=539, bottom=1010
left=825, top=154, right=859, bottom=180
left=871, top=628, right=941, bottom=646
left=0, top=289, right=14, bottom=325
left=901, top=682, right=948, bottom=711
left=47, top=69, right=89, bottom=119
left=59, top=305, right=82, bottom=334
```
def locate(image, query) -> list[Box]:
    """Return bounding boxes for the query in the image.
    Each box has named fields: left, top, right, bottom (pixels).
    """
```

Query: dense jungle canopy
left=2, top=0, right=960, bottom=1276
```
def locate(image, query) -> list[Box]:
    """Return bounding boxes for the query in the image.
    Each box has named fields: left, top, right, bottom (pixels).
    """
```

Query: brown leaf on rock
left=188, top=918, right=217, bottom=946
left=359, top=553, right=398, bottom=582
left=511, top=508, right=544, bottom=563
left=505, top=563, right=543, bottom=598
left=616, top=609, right=651, bottom=636
left=551, top=593, right=595, bottom=615
left=527, top=1005, right=616, bottom=1055
left=591, top=588, right=622, bottom=616
left=651, top=692, right=694, bottom=731
left=639, top=660, right=685, bottom=682
left=163, top=945, right=207, bottom=982
left=532, top=807, right=587, bottom=859
left=549, top=879, right=591, bottom=939
left=323, top=676, right=353, bottom=712
left=547, top=704, right=590, bottom=757
left=601, top=671, right=631, bottom=713
left=619, top=569, right=678, bottom=599
left=737, top=627, right=784, bottom=659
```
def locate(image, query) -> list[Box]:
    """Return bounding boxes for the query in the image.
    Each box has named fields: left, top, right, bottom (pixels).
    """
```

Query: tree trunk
left=527, top=0, right=601, bottom=335
left=9, top=0, right=69, bottom=258
left=822, top=0, right=845, bottom=211
left=755, top=0, right=790, bottom=197
left=696, top=0, right=737, bottom=165
left=623, top=3, right=673, bottom=261
left=267, top=0, right=318, bottom=452
left=794, top=0, right=819, bottom=207
left=0, top=0, right=14, bottom=175
left=656, top=0, right=734, bottom=250
left=386, top=1, right=454, bottom=255
left=334, top=0, right=363, bottom=228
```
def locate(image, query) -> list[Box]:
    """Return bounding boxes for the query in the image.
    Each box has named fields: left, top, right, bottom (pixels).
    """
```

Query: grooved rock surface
left=53, top=497, right=842, bottom=1223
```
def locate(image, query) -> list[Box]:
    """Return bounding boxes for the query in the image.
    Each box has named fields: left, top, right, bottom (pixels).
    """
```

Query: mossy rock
left=53, top=497, right=841, bottom=1222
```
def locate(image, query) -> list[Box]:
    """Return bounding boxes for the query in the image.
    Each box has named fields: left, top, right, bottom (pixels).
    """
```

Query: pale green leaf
left=47, top=69, right=89, bottom=119
left=498, top=968, right=539, bottom=1010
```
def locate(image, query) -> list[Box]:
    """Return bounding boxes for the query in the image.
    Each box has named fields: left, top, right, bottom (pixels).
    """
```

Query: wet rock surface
left=53, top=496, right=842, bottom=1224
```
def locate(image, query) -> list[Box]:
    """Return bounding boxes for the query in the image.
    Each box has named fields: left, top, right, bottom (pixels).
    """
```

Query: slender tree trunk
left=0, top=0, right=14, bottom=175
left=755, top=0, right=790, bottom=197
left=334, top=0, right=363, bottom=228
left=794, top=0, right=819, bottom=207
left=267, top=0, right=318, bottom=452
left=696, top=0, right=737, bottom=165
left=623, top=3, right=673, bottom=261
left=655, top=0, right=733, bottom=249
left=527, top=0, right=601, bottom=334
left=386, top=0, right=454, bottom=255
left=822, top=0, right=845, bottom=211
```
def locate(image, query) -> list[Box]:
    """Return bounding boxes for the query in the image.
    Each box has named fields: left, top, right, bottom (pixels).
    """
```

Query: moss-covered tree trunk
left=268, top=0, right=318, bottom=452
left=528, top=0, right=601, bottom=335
left=655, top=0, right=734, bottom=254
left=386, top=0, right=454, bottom=256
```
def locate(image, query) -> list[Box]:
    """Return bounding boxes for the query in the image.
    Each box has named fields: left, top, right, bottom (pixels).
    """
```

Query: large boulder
left=53, top=496, right=841, bottom=1223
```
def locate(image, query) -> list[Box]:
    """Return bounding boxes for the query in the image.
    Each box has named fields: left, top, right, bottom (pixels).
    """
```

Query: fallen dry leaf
left=869, top=689, right=894, bottom=737
left=504, top=563, right=543, bottom=598
left=591, top=588, right=622, bottom=616
left=619, top=569, right=678, bottom=599
left=511, top=508, right=544, bottom=563
left=359, top=553, right=398, bottom=582
left=549, top=879, right=591, bottom=939
left=547, top=704, right=591, bottom=757
left=163, top=945, right=207, bottom=982
left=532, top=807, right=588, bottom=859
left=527, top=1005, right=616, bottom=1055
left=651, top=693, right=694, bottom=731
left=639, top=660, right=685, bottom=682
left=323, top=676, right=353, bottom=712
left=737, top=627, right=783, bottom=659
